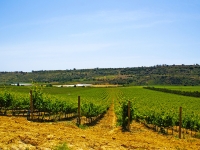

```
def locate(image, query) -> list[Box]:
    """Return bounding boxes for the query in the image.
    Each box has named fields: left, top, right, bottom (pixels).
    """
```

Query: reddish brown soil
left=0, top=104, right=200, bottom=150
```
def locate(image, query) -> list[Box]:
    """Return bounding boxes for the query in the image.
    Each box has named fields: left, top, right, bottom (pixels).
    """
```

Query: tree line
left=1, top=64, right=200, bottom=86
left=144, top=86, right=200, bottom=98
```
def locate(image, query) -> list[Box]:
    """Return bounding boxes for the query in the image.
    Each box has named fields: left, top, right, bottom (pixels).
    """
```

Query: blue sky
left=0, top=0, right=200, bottom=72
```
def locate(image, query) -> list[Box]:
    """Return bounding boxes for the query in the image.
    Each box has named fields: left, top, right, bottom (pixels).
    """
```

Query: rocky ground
left=0, top=104, right=200, bottom=150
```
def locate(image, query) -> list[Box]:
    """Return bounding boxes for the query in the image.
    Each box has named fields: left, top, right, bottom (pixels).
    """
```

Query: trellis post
left=179, top=107, right=182, bottom=139
left=78, top=96, right=81, bottom=126
left=128, top=101, right=131, bottom=131
left=30, top=90, right=33, bottom=120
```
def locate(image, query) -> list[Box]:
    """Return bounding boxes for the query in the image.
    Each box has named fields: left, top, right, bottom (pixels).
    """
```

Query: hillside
left=1, top=64, right=200, bottom=85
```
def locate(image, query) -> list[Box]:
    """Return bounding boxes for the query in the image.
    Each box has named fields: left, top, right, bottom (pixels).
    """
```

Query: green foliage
left=0, top=87, right=29, bottom=115
left=114, top=88, right=134, bottom=129
left=80, top=88, right=111, bottom=118
left=115, top=86, right=200, bottom=131
left=81, top=102, right=100, bottom=117
left=54, top=142, right=70, bottom=150
left=30, top=84, right=78, bottom=120
left=1, top=64, right=200, bottom=85
left=77, top=124, right=88, bottom=129
left=119, top=101, right=134, bottom=129
left=46, top=84, right=53, bottom=87
left=1, top=85, right=200, bottom=132
left=144, top=86, right=200, bottom=98
left=0, top=85, right=111, bottom=121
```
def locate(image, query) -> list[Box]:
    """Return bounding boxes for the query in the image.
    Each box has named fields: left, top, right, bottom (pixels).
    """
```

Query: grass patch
left=77, top=124, right=88, bottom=130
left=54, top=142, right=70, bottom=150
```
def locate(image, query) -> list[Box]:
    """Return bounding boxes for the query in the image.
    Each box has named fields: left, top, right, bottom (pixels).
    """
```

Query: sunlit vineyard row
left=115, top=86, right=200, bottom=132
left=0, top=86, right=112, bottom=121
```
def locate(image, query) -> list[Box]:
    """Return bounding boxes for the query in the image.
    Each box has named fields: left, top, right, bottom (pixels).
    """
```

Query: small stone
left=81, top=135, right=86, bottom=138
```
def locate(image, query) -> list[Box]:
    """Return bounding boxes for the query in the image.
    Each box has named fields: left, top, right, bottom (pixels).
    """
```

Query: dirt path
left=0, top=104, right=200, bottom=150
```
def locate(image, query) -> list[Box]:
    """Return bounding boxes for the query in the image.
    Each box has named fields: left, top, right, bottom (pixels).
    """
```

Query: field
left=1, top=85, right=200, bottom=149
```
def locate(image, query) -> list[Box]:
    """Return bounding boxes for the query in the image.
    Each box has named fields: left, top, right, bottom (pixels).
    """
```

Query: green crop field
left=114, top=86, right=200, bottom=132
left=1, top=85, right=200, bottom=132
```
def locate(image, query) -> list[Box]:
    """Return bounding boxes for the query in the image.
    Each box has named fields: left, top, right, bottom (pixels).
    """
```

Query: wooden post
left=78, top=96, right=81, bottom=126
left=179, top=107, right=182, bottom=139
left=30, top=90, right=33, bottom=120
left=128, top=101, right=131, bottom=131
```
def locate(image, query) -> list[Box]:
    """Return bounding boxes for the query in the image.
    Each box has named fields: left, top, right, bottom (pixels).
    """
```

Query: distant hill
left=1, top=64, right=200, bottom=86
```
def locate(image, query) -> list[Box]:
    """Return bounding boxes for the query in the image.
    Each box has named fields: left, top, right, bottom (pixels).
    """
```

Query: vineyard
left=1, top=85, right=200, bottom=139
left=115, top=87, right=200, bottom=137
left=0, top=85, right=112, bottom=124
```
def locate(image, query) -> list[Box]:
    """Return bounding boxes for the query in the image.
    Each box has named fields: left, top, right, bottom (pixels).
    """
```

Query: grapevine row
left=115, top=87, right=200, bottom=134
left=0, top=86, right=111, bottom=123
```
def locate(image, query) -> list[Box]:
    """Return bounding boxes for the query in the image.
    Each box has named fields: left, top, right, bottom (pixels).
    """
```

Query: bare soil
left=0, top=104, right=200, bottom=150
